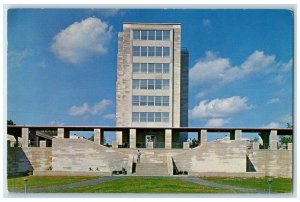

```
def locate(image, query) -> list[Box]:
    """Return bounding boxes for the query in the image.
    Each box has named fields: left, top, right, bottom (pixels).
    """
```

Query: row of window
left=133, top=30, right=170, bottom=41
left=132, top=96, right=169, bottom=106
left=132, top=79, right=169, bottom=90
left=132, top=112, right=169, bottom=122
left=133, top=46, right=170, bottom=57
left=133, top=63, right=170, bottom=74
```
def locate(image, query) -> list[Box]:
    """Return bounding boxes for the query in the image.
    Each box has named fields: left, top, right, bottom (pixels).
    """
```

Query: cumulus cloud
left=281, top=114, right=293, bottom=124
left=189, top=96, right=254, bottom=119
left=267, top=98, right=280, bottom=105
left=51, top=17, right=113, bottom=64
left=49, top=120, right=65, bottom=126
left=69, top=99, right=112, bottom=117
left=8, top=49, right=32, bottom=68
left=261, top=122, right=281, bottom=128
left=190, top=50, right=276, bottom=87
left=103, top=114, right=116, bottom=120
left=205, top=118, right=229, bottom=127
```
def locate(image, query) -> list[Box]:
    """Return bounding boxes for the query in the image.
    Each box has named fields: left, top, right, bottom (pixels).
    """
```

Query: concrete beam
left=129, top=129, right=136, bottom=149
left=200, top=130, right=207, bottom=145
left=165, top=129, right=172, bottom=149
left=94, top=129, right=101, bottom=145
left=21, top=128, right=29, bottom=148
left=269, top=130, right=278, bottom=150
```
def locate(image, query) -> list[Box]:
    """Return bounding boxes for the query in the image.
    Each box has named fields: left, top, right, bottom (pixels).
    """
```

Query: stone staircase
left=135, top=150, right=170, bottom=176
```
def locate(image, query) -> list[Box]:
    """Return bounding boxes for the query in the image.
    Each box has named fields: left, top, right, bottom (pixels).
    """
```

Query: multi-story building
left=116, top=23, right=188, bottom=148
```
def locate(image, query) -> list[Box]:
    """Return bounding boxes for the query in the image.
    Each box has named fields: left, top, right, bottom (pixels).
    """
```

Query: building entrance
left=145, top=135, right=156, bottom=144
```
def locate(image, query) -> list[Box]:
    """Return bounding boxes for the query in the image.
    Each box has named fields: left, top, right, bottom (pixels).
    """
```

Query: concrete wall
left=7, top=147, right=52, bottom=175
left=52, top=138, right=129, bottom=174
left=173, top=138, right=247, bottom=173
left=248, top=149, right=292, bottom=178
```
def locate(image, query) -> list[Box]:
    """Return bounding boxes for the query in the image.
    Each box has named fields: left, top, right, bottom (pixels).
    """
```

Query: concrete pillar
left=21, top=128, right=29, bottom=148
left=147, top=141, right=153, bottom=149
left=253, top=142, right=259, bottom=150
left=112, top=141, right=118, bottom=149
left=116, top=131, right=122, bottom=145
left=130, top=129, right=136, bottom=149
left=235, top=130, right=242, bottom=140
left=165, top=129, right=172, bottom=149
left=200, top=130, right=207, bottom=145
left=183, top=142, right=190, bottom=150
left=57, top=128, right=65, bottom=139
left=269, top=130, right=278, bottom=150
left=40, top=140, right=46, bottom=148
left=94, top=129, right=101, bottom=145
left=288, top=143, right=293, bottom=150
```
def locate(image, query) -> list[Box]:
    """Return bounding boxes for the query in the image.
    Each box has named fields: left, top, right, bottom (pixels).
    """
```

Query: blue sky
left=7, top=9, right=293, bottom=133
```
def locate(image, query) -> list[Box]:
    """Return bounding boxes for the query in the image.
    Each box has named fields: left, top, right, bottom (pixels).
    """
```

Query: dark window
left=140, top=112, right=147, bottom=122
left=155, top=96, right=162, bottom=106
left=148, top=112, right=154, bottom=122
left=132, top=96, right=139, bottom=106
left=155, top=112, right=161, bottom=122
left=132, top=80, right=140, bottom=89
left=163, top=30, right=170, bottom=40
left=156, top=30, right=162, bottom=40
left=148, top=47, right=155, bottom=56
left=148, top=79, right=155, bottom=89
left=163, top=47, right=170, bottom=57
left=155, top=79, right=162, bottom=89
left=148, top=96, right=154, bottom=106
left=141, top=30, right=147, bottom=40
left=141, top=63, right=147, bottom=72
left=140, top=80, right=147, bottom=89
left=141, top=46, right=147, bottom=56
left=163, top=63, right=169, bottom=73
left=155, top=63, right=162, bottom=73
left=133, top=63, right=140, bottom=72
left=133, top=46, right=140, bottom=56
left=162, top=96, right=169, bottom=106
left=162, top=112, right=169, bottom=122
left=133, top=30, right=140, bottom=40
left=140, top=96, right=147, bottom=106
left=148, top=63, right=155, bottom=73
left=148, top=30, right=155, bottom=40
left=163, top=80, right=169, bottom=89
left=156, top=47, right=162, bottom=56
left=132, top=112, right=139, bottom=122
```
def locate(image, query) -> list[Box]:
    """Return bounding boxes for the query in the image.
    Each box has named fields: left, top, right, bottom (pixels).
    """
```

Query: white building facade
left=116, top=23, right=188, bottom=148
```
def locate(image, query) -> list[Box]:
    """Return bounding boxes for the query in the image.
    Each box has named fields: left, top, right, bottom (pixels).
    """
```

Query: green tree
left=279, top=122, right=293, bottom=147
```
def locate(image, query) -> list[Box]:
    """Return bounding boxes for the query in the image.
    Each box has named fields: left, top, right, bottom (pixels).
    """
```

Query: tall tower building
left=116, top=23, right=188, bottom=148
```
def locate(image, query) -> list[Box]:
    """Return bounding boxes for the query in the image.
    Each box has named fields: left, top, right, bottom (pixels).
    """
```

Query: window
left=132, top=112, right=139, bottom=122
left=148, top=63, right=155, bottom=73
left=148, top=79, right=155, bottom=89
left=156, top=47, right=162, bottom=56
left=133, top=63, right=140, bottom=72
left=133, top=46, right=140, bottom=56
left=163, top=30, right=170, bottom=40
left=133, top=30, right=140, bottom=40
left=141, top=46, right=147, bottom=56
left=132, top=80, right=140, bottom=89
left=155, top=63, right=162, bottom=73
left=141, top=63, right=147, bottom=72
left=148, top=96, right=154, bottom=106
left=140, top=112, right=147, bottom=122
left=162, top=112, right=169, bottom=122
left=132, top=96, right=139, bottom=106
left=156, top=30, right=162, bottom=40
left=162, top=96, right=169, bottom=106
left=148, top=30, right=155, bottom=40
left=148, top=47, right=155, bottom=56
left=155, top=80, right=162, bottom=89
left=155, top=112, right=161, bottom=122
left=148, top=112, right=154, bottom=122
left=140, top=96, right=147, bottom=106
left=162, top=80, right=169, bottom=89
left=155, top=96, right=162, bottom=106
left=140, top=80, right=147, bottom=89
left=163, top=47, right=170, bottom=57
left=141, top=30, right=147, bottom=40
left=163, top=63, right=169, bottom=73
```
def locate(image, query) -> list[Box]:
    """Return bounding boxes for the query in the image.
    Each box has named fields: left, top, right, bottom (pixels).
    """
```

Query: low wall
left=173, top=139, right=247, bottom=173
left=33, top=171, right=111, bottom=176
left=52, top=138, right=129, bottom=173
left=248, top=149, right=292, bottom=178
left=7, top=147, right=52, bottom=175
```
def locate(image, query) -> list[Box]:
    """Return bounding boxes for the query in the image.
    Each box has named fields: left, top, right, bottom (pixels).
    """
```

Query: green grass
left=50, top=177, right=238, bottom=193
left=202, top=177, right=293, bottom=193
left=7, top=176, right=99, bottom=192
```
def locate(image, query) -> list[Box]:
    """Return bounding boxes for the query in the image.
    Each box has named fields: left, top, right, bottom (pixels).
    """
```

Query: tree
left=7, top=120, right=19, bottom=136
left=279, top=122, right=293, bottom=147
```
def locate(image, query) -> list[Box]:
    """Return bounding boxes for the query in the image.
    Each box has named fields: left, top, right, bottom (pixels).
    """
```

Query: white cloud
left=281, top=114, right=293, bottom=124
left=69, top=99, right=112, bottom=117
left=267, top=98, right=280, bottom=105
left=49, top=120, right=65, bottom=126
left=103, top=114, right=116, bottom=120
left=205, top=118, right=229, bottom=127
left=202, top=19, right=211, bottom=27
left=51, top=17, right=113, bottom=64
left=189, top=50, right=290, bottom=88
left=261, top=122, right=281, bottom=128
left=8, top=49, right=32, bottom=68
left=189, top=96, right=254, bottom=119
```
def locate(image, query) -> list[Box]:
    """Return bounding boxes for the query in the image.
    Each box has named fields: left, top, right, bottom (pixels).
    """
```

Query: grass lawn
left=7, top=175, right=99, bottom=192
left=202, top=177, right=293, bottom=193
left=49, top=177, right=238, bottom=193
